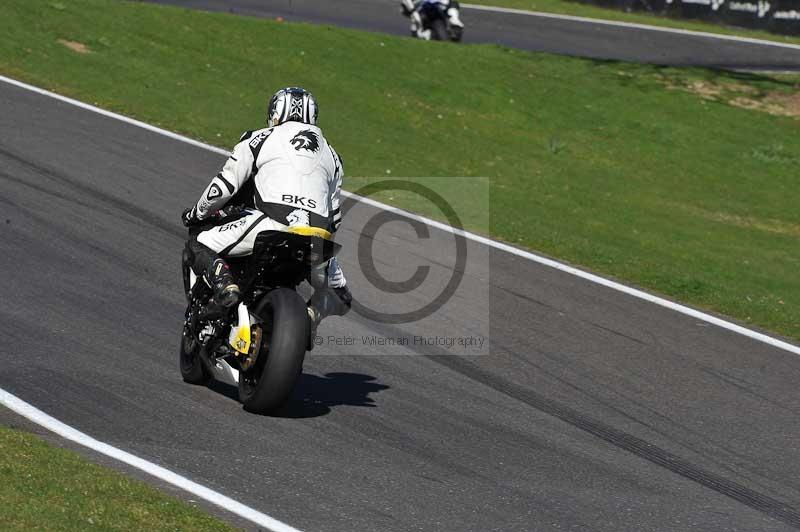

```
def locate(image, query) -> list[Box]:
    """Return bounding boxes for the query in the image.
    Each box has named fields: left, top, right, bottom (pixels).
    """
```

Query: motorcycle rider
left=182, top=87, right=352, bottom=333
left=401, top=0, right=463, bottom=40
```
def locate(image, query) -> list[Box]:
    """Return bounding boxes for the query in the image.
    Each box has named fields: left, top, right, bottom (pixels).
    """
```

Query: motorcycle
left=180, top=221, right=340, bottom=414
left=407, top=0, right=464, bottom=42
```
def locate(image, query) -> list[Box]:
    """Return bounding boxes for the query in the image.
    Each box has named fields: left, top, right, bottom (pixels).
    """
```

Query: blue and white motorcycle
left=402, top=0, right=464, bottom=42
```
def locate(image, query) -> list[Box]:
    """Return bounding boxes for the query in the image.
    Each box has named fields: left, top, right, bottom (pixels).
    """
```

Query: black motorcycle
left=180, top=225, right=340, bottom=414
left=410, top=0, right=464, bottom=42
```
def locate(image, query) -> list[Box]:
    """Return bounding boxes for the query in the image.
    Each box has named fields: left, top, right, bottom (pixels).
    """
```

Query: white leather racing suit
left=193, top=121, right=347, bottom=291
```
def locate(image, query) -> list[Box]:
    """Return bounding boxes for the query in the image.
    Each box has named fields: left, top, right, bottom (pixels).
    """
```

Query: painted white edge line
left=1, top=73, right=798, bottom=357
left=0, top=389, right=302, bottom=532
left=462, top=3, right=800, bottom=51
left=349, top=194, right=800, bottom=355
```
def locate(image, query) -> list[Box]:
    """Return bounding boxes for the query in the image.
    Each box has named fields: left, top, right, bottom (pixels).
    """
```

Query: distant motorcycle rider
left=401, top=0, right=463, bottom=40
left=182, top=87, right=351, bottom=331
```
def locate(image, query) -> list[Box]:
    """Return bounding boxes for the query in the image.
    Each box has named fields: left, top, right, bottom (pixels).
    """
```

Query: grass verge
left=465, top=0, right=800, bottom=46
left=0, top=0, right=798, bottom=342
left=0, top=425, right=234, bottom=531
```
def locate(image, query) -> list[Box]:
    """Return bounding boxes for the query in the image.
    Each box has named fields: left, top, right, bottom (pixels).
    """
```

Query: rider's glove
left=221, top=204, right=246, bottom=218
left=181, top=206, right=201, bottom=227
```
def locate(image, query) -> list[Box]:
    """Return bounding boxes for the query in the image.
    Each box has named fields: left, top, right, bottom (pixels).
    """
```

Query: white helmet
left=267, top=87, right=318, bottom=127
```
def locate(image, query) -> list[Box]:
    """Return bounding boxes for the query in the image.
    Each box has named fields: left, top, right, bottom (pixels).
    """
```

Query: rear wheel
left=430, top=18, right=448, bottom=41
left=238, top=288, right=308, bottom=414
left=179, top=325, right=210, bottom=384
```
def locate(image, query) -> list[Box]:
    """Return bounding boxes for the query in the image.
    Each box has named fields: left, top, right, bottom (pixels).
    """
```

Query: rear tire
left=179, top=327, right=210, bottom=384
left=430, top=18, right=448, bottom=41
left=238, top=288, right=309, bottom=414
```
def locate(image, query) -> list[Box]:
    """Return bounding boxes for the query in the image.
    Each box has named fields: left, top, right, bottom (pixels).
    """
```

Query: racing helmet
left=267, top=87, right=319, bottom=127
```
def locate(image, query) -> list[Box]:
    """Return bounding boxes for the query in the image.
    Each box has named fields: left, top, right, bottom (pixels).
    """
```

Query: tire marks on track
left=349, top=309, right=800, bottom=527
left=428, top=352, right=800, bottom=529
left=0, top=144, right=181, bottom=239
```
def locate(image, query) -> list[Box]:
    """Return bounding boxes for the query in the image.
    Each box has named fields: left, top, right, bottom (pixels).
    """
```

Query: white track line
left=346, top=194, right=800, bottom=355
left=0, top=390, right=302, bottom=532
left=1, top=74, right=798, bottom=356
left=462, top=3, right=800, bottom=51
left=1, top=73, right=799, bottom=526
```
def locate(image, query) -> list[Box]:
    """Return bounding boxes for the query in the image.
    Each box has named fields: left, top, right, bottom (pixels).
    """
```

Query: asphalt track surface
left=5, top=77, right=800, bottom=531
left=142, top=0, right=800, bottom=70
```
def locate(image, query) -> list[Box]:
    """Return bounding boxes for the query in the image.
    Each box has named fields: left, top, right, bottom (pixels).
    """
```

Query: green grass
left=0, top=426, right=235, bottom=531
left=466, top=0, right=800, bottom=46
left=0, top=0, right=798, bottom=343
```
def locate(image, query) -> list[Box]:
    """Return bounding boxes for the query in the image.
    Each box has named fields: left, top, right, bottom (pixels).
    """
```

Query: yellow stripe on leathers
left=287, top=226, right=332, bottom=240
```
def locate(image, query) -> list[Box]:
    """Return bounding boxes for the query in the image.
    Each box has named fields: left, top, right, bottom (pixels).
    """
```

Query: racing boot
left=410, top=11, right=430, bottom=39
left=305, top=285, right=352, bottom=351
left=186, top=240, right=240, bottom=320
left=207, top=258, right=240, bottom=309
left=447, top=7, right=464, bottom=28
left=447, top=4, right=464, bottom=41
